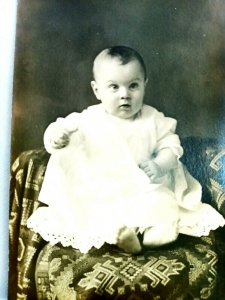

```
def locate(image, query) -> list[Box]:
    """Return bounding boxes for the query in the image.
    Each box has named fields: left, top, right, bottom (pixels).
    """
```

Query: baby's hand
left=44, top=116, right=79, bottom=153
left=139, top=160, right=163, bottom=182
left=49, top=127, right=71, bottom=149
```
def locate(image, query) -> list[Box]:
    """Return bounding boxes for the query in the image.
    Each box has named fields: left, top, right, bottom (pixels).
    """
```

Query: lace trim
left=27, top=203, right=225, bottom=252
left=27, top=217, right=118, bottom=253
left=179, top=204, right=225, bottom=236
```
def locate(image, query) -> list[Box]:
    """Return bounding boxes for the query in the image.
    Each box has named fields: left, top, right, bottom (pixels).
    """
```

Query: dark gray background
left=11, top=0, right=225, bottom=162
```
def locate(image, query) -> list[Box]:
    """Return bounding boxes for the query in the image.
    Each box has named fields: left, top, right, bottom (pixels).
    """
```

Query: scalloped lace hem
left=27, top=222, right=117, bottom=253
left=179, top=203, right=225, bottom=237
left=27, top=203, right=225, bottom=253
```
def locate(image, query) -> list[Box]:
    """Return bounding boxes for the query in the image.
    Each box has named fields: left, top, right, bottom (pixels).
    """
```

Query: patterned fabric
left=180, top=137, right=217, bottom=204
left=214, top=228, right=225, bottom=299
left=35, top=235, right=218, bottom=300
left=8, top=139, right=225, bottom=299
left=9, top=149, right=49, bottom=300
left=206, top=144, right=225, bottom=217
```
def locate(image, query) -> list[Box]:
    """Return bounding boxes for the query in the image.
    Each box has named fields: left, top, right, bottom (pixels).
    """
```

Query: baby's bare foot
left=143, top=223, right=179, bottom=247
left=117, top=227, right=141, bottom=254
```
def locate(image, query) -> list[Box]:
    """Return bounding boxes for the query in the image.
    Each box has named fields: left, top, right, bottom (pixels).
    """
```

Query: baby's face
left=91, top=58, right=147, bottom=119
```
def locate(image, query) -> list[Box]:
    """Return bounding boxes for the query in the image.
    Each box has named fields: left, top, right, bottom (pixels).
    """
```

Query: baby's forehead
left=94, top=53, right=124, bottom=69
left=93, top=52, right=142, bottom=79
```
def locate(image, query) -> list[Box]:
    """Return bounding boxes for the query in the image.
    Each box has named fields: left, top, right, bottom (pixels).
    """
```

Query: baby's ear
left=91, top=81, right=100, bottom=100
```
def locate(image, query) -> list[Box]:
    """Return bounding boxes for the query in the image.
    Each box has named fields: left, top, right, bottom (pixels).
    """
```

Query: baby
left=27, top=46, right=225, bottom=254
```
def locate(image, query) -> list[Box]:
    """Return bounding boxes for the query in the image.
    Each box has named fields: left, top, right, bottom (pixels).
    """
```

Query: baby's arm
left=140, top=108, right=183, bottom=182
left=153, top=148, right=178, bottom=173
left=44, top=113, right=80, bottom=154
left=140, top=148, right=178, bottom=182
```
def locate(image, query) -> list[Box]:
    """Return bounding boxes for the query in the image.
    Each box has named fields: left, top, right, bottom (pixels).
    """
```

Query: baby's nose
left=120, top=87, right=130, bottom=99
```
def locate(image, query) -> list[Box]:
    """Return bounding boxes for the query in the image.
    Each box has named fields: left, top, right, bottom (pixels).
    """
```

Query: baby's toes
left=117, top=227, right=141, bottom=254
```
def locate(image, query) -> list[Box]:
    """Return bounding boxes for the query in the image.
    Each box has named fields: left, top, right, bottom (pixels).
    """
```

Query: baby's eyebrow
left=130, top=78, right=141, bottom=81
left=106, top=78, right=142, bottom=84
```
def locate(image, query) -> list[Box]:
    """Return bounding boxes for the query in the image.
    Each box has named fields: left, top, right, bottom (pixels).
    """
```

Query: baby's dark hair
left=93, top=45, right=147, bottom=80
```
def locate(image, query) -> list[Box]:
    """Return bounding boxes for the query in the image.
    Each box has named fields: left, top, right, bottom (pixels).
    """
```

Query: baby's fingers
left=139, top=161, right=149, bottom=169
left=51, top=132, right=70, bottom=148
left=145, top=169, right=156, bottom=177
left=51, top=138, right=68, bottom=148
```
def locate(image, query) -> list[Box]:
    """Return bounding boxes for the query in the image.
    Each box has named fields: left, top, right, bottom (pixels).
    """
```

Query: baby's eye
left=129, top=82, right=139, bottom=90
left=109, top=84, right=119, bottom=91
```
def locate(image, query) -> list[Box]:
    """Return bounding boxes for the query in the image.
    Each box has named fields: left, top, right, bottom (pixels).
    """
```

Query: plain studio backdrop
left=11, top=0, right=225, bottom=162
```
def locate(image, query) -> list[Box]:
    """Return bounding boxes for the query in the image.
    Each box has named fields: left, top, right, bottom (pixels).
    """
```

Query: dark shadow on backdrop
left=11, top=0, right=225, bottom=162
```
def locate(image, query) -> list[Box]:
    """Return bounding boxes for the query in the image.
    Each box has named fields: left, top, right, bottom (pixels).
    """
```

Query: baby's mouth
left=120, top=104, right=131, bottom=109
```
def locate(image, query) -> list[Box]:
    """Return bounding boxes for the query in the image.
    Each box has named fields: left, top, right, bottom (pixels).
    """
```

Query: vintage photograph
left=9, top=1, right=225, bottom=299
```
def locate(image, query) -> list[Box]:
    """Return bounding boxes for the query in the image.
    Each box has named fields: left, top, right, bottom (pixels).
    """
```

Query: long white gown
left=27, top=104, right=225, bottom=253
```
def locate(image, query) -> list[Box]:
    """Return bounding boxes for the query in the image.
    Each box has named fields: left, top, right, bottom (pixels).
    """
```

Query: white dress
left=27, top=104, right=225, bottom=253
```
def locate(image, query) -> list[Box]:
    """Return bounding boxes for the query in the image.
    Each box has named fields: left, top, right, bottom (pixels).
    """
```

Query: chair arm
left=9, top=148, right=50, bottom=300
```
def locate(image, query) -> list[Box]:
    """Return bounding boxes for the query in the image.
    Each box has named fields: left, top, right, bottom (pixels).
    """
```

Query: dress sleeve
left=44, top=112, right=81, bottom=154
left=155, top=110, right=183, bottom=159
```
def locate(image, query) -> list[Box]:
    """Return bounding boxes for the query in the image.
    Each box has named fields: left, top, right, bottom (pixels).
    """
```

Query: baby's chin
left=104, top=106, right=142, bottom=120
left=116, top=108, right=142, bottom=120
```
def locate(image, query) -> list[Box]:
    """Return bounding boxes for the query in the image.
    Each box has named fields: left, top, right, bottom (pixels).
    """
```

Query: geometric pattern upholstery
left=9, top=149, right=49, bottom=300
left=8, top=139, right=225, bottom=299
left=206, top=145, right=225, bottom=218
left=35, top=234, right=218, bottom=299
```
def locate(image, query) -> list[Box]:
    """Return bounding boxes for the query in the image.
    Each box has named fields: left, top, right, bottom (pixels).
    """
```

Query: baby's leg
left=117, top=226, right=142, bottom=254
left=141, top=186, right=180, bottom=247
left=143, top=220, right=179, bottom=247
